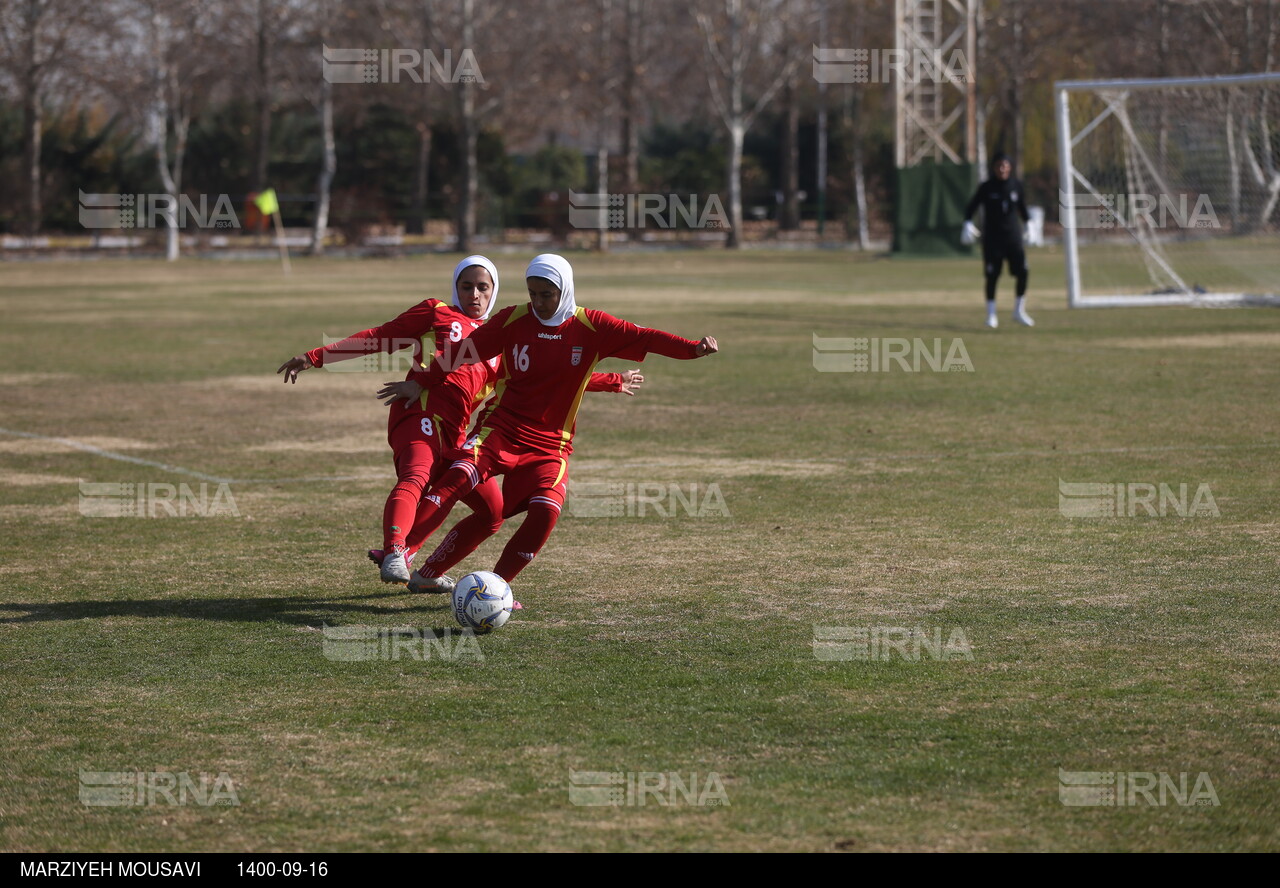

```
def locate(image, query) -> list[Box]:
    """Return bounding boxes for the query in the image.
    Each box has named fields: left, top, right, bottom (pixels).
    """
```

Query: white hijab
left=451, top=254, right=500, bottom=320
left=525, top=253, right=578, bottom=327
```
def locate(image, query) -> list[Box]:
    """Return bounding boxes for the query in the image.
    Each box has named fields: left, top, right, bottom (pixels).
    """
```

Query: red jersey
left=304, top=299, right=630, bottom=448
left=416, top=304, right=699, bottom=454
left=304, top=298, right=495, bottom=438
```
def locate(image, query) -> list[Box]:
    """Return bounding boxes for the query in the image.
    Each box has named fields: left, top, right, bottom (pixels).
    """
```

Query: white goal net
left=1056, top=73, right=1280, bottom=308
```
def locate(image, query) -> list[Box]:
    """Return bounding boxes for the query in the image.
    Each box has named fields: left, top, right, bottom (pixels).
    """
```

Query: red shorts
left=389, top=410, right=471, bottom=481
left=447, top=424, right=568, bottom=516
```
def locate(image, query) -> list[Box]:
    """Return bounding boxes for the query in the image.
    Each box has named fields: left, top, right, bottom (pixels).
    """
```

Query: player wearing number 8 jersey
left=407, top=253, right=718, bottom=588
left=277, top=255, right=636, bottom=584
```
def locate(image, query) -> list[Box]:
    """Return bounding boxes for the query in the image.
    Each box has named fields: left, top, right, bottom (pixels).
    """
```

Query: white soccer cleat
left=1013, top=307, right=1035, bottom=327
left=380, top=547, right=411, bottom=584
left=986, top=313, right=999, bottom=329
left=407, top=571, right=455, bottom=595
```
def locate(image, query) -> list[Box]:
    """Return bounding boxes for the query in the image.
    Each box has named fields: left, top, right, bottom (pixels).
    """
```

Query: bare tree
left=377, top=0, right=443, bottom=236
left=134, top=0, right=225, bottom=260
left=777, top=2, right=812, bottom=232
left=307, top=0, right=341, bottom=255
left=696, top=0, right=798, bottom=247
left=224, top=0, right=295, bottom=194
left=0, top=0, right=101, bottom=236
left=453, top=0, right=499, bottom=253
left=594, top=0, right=617, bottom=250
left=619, top=0, right=650, bottom=193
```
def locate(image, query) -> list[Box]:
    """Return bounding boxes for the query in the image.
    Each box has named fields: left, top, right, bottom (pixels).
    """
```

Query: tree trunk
left=1010, top=0, right=1025, bottom=173
left=457, top=91, right=477, bottom=253
left=854, top=138, right=869, bottom=251
left=253, top=0, right=272, bottom=193
left=409, top=115, right=431, bottom=235
left=311, top=73, right=335, bottom=255
left=725, top=0, right=743, bottom=250
left=622, top=0, right=641, bottom=192
left=456, top=0, right=478, bottom=253
left=22, top=86, right=41, bottom=239
left=843, top=80, right=870, bottom=251
left=596, top=146, right=609, bottom=251
left=21, top=1, right=41, bottom=239
left=154, top=115, right=181, bottom=262
left=727, top=120, right=744, bottom=248
left=780, top=78, right=800, bottom=231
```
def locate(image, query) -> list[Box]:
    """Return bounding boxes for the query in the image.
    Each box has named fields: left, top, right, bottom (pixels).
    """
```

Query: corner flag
left=254, top=188, right=280, bottom=217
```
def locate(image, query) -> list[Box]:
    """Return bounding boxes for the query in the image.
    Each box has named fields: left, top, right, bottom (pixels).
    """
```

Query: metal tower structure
left=895, top=0, right=978, bottom=168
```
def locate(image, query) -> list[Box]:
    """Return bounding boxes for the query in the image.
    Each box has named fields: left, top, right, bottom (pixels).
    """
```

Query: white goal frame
left=1056, top=72, right=1280, bottom=308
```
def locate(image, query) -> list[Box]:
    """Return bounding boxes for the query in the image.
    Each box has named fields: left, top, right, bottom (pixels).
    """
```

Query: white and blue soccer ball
left=452, top=571, right=514, bottom=635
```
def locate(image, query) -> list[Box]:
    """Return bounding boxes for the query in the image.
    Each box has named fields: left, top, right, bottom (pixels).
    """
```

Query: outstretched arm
left=600, top=311, right=718, bottom=362
left=276, top=300, right=442, bottom=383
left=587, top=369, right=646, bottom=395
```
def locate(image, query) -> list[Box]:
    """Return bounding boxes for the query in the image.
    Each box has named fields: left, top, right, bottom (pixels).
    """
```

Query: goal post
left=1056, top=72, right=1280, bottom=308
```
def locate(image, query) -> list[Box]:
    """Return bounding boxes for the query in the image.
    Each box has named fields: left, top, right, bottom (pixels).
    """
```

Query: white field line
left=2, top=426, right=1277, bottom=485
left=0, top=427, right=385, bottom=485
left=0, top=426, right=233, bottom=483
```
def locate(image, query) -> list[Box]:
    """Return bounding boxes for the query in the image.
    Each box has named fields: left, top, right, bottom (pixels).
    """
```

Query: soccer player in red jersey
left=276, top=255, right=640, bottom=585
left=404, top=253, right=718, bottom=594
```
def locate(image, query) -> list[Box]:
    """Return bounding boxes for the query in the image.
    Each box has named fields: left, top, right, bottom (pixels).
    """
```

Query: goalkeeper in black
left=963, top=153, right=1033, bottom=328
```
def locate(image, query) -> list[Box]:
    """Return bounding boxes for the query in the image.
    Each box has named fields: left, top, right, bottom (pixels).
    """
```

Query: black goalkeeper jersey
left=965, top=177, right=1029, bottom=246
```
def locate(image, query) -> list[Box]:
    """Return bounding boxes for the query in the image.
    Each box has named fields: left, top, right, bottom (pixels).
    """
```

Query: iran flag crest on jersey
left=571, top=346, right=583, bottom=366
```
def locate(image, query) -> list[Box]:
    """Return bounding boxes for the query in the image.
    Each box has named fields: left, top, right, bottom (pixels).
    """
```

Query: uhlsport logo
left=568, top=771, right=729, bottom=807
left=1058, top=769, right=1219, bottom=807
left=568, top=190, right=728, bottom=230
left=812, top=334, right=973, bottom=372
left=1060, top=190, right=1219, bottom=230
left=322, top=45, right=483, bottom=84
left=812, top=45, right=970, bottom=84
left=78, top=191, right=238, bottom=230
left=79, top=770, right=239, bottom=807
left=1057, top=479, right=1220, bottom=518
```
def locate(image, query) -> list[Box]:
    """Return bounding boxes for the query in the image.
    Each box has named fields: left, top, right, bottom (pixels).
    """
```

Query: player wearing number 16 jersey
left=406, top=253, right=719, bottom=589
left=277, top=255, right=636, bottom=585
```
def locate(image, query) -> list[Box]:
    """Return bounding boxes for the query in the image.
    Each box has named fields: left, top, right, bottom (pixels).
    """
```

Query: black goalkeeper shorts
left=983, top=242, right=1027, bottom=278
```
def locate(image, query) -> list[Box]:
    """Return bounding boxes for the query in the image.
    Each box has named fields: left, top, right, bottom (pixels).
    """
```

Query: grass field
left=1, top=247, right=1277, bottom=852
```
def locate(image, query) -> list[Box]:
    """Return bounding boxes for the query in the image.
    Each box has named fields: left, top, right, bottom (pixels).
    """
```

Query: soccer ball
left=452, top=571, right=514, bottom=635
